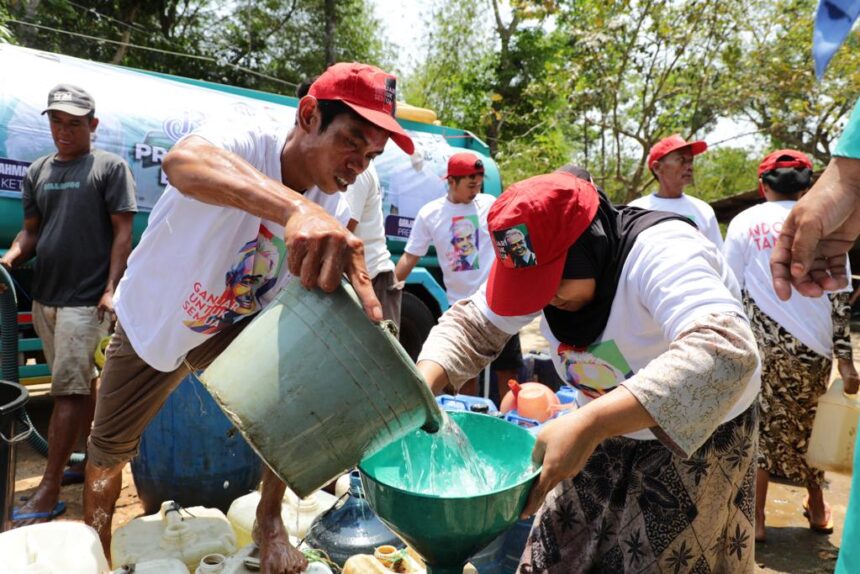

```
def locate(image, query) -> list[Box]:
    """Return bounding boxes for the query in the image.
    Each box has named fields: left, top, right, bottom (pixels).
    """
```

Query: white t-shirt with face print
left=404, top=193, right=496, bottom=305
left=114, top=121, right=350, bottom=372
left=471, top=220, right=759, bottom=441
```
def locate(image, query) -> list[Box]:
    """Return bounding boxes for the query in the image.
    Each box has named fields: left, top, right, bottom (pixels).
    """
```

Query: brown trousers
left=87, top=320, right=249, bottom=468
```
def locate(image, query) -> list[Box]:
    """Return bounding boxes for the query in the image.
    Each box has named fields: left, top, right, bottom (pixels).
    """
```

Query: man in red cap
left=82, top=62, right=414, bottom=574
left=724, top=149, right=858, bottom=542
left=395, top=151, right=522, bottom=397
left=629, top=134, right=723, bottom=247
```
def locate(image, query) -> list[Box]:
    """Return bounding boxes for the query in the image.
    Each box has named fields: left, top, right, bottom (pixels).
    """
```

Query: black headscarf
left=543, top=176, right=695, bottom=347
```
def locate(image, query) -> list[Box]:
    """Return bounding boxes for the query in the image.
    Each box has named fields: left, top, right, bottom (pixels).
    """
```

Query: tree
left=729, top=0, right=860, bottom=164
left=6, top=0, right=389, bottom=93
left=0, top=3, right=14, bottom=44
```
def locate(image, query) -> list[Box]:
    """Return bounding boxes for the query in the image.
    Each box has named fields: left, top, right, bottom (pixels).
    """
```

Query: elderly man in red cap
left=629, top=134, right=723, bottom=247
left=82, top=62, right=414, bottom=574
left=395, top=151, right=523, bottom=398
left=724, top=149, right=859, bottom=542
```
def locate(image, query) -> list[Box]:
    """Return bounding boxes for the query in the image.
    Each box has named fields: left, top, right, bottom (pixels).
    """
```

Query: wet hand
left=520, top=409, right=603, bottom=519
left=284, top=205, right=382, bottom=322
left=97, top=291, right=116, bottom=324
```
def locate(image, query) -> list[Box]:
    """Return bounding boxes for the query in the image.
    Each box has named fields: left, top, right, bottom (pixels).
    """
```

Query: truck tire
left=399, top=291, right=437, bottom=361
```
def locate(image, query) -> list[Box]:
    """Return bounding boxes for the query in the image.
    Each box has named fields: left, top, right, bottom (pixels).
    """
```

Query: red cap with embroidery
left=309, top=63, right=414, bottom=155
left=757, top=149, right=813, bottom=196
left=444, top=152, right=485, bottom=178
left=647, top=134, right=708, bottom=170
left=486, top=172, right=600, bottom=316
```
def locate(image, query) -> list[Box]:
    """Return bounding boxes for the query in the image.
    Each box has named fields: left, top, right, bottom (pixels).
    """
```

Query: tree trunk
left=110, top=2, right=141, bottom=64
left=324, top=0, right=336, bottom=67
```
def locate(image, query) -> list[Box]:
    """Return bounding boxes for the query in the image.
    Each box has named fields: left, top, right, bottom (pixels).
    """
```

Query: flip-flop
left=61, top=470, right=85, bottom=486
left=802, top=497, right=834, bottom=534
left=11, top=500, right=66, bottom=522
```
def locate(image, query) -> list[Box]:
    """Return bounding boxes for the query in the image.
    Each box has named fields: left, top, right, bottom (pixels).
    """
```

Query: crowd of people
left=5, top=56, right=860, bottom=574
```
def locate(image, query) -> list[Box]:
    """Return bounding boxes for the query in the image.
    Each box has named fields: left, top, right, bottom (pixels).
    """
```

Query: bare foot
left=253, top=520, right=308, bottom=574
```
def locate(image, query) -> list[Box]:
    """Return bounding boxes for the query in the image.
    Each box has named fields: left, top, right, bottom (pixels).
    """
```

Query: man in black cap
left=0, top=83, right=137, bottom=525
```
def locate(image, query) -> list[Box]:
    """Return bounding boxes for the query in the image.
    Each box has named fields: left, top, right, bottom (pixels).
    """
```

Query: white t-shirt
left=404, top=194, right=496, bottom=304
left=114, top=122, right=350, bottom=372
left=628, top=192, right=724, bottom=248
left=472, top=220, right=759, bottom=441
left=345, top=164, right=394, bottom=278
left=723, top=200, right=848, bottom=357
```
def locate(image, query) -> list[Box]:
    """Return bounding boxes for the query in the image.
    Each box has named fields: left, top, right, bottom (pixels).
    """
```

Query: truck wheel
left=399, top=292, right=437, bottom=361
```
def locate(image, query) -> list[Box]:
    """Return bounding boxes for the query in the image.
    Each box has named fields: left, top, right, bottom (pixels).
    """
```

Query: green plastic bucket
left=359, top=411, right=540, bottom=574
left=200, top=279, right=443, bottom=498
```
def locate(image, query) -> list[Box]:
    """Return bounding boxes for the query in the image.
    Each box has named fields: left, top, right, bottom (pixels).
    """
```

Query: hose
left=0, top=264, right=83, bottom=464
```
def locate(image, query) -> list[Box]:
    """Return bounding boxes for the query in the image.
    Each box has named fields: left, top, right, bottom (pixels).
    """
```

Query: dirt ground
left=8, top=318, right=858, bottom=573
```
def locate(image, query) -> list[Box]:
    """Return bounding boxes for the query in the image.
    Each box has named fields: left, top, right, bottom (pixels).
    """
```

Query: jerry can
left=807, top=378, right=860, bottom=473
left=110, top=500, right=237, bottom=570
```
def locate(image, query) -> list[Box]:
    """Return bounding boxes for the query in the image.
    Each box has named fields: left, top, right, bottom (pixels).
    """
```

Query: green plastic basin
left=359, top=411, right=540, bottom=574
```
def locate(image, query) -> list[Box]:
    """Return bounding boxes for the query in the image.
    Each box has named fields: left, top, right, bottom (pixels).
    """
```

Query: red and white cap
left=647, top=134, right=708, bottom=170
left=757, top=149, right=812, bottom=196
left=309, top=63, right=414, bottom=155
left=486, top=172, right=600, bottom=316
left=444, top=152, right=484, bottom=178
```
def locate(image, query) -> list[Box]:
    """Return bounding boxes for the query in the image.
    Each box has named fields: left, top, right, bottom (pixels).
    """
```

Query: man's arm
left=97, top=212, right=134, bottom=323
left=394, top=253, right=421, bottom=282
left=162, top=136, right=381, bottom=321
left=0, top=215, right=41, bottom=268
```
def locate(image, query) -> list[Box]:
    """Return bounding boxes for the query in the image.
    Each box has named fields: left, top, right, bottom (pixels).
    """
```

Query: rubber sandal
left=802, top=496, right=834, bottom=534
left=11, top=500, right=66, bottom=522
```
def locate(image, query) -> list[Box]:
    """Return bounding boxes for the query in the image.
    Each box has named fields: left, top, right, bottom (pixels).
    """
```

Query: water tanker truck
left=0, top=44, right=503, bottom=386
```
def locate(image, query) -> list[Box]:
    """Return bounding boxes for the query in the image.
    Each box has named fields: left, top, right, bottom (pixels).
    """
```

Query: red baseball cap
left=444, top=152, right=484, bottom=178
left=309, top=63, right=414, bottom=155
left=486, top=172, right=600, bottom=316
left=647, top=134, right=708, bottom=170
left=757, top=149, right=812, bottom=196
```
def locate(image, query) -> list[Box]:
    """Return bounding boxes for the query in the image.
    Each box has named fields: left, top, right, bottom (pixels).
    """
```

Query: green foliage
left=728, top=0, right=860, bottom=163
left=0, top=3, right=14, bottom=44
left=406, top=0, right=860, bottom=205
left=6, top=0, right=388, bottom=93
left=686, top=147, right=760, bottom=202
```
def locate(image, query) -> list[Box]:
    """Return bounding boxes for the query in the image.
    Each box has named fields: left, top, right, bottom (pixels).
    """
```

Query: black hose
left=0, top=264, right=83, bottom=464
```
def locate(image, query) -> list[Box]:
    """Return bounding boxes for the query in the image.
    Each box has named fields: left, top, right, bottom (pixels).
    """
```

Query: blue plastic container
left=436, top=394, right=499, bottom=414
left=556, top=386, right=576, bottom=405
left=468, top=530, right=507, bottom=574
left=131, top=373, right=263, bottom=514
left=501, top=518, right=534, bottom=574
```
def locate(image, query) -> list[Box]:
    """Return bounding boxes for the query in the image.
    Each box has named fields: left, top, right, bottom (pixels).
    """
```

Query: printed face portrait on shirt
left=449, top=215, right=479, bottom=271
left=493, top=224, right=537, bottom=269
left=557, top=341, right=632, bottom=400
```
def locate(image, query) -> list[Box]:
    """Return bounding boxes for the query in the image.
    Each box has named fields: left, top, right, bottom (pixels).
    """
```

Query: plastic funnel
left=359, top=412, right=540, bottom=574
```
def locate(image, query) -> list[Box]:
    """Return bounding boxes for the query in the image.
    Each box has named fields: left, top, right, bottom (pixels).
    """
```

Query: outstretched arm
left=163, top=136, right=381, bottom=321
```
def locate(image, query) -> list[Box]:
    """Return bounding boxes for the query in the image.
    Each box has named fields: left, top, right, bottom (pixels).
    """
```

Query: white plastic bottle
left=112, top=558, right=190, bottom=573
left=227, top=488, right=336, bottom=547
left=807, top=378, right=860, bottom=473
left=203, top=545, right=334, bottom=574
left=110, top=500, right=237, bottom=571
left=0, top=522, right=110, bottom=574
